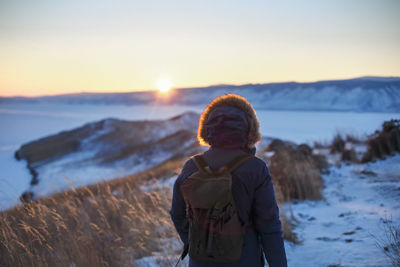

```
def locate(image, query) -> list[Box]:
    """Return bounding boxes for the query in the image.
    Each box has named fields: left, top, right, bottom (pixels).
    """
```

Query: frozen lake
left=0, top=102, right=398, bottom=210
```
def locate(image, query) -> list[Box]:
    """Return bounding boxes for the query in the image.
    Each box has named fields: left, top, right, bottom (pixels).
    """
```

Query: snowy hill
left=2, top=76, right=400, bottom=112
left=15, top=112, right=202, bottom=198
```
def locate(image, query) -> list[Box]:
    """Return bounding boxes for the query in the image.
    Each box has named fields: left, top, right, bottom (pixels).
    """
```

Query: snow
left=0, top=145, right=32, bottom=210
left=263, top=151, right=275, bottom=158
left=133, top=237, right=187, bottom=267
left=31, top=144, right=186, bottom=198
left=162, top=78, right=400, bottom=112
left=32, top=151, right=125, bottom=197
left=134, top=251, right=188, bottom=267
left=140, top=176, right=177, bottom=193
left=285, top=154, right=400, bottom=267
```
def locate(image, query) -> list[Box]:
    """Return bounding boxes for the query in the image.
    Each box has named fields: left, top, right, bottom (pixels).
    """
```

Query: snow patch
left=133, top=237, right=187, bottom=267
left=140, top=176, right=177, bottom=193
left=285, top=154, right=400, bottom=267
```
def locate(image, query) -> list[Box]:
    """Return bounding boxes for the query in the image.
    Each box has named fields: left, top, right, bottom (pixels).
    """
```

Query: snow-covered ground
left=285, top=154, right=400, bottom=267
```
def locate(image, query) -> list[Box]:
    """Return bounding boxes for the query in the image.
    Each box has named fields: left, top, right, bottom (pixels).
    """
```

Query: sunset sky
left=1, top=0, right=399, bottom=97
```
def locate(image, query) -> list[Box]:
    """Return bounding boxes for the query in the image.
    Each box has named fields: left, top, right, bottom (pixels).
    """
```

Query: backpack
left=180, top=153, right=253, bottom=262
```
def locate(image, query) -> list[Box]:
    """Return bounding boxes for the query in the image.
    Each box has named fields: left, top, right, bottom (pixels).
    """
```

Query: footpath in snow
left=285, top=154, right=400, bottom=267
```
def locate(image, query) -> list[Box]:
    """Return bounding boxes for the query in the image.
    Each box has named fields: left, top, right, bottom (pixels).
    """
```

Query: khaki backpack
left=180, top=154, right=253, bottom=262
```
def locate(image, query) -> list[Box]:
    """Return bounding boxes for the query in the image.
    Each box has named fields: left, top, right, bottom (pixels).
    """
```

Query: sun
left=156, top=78, right=172, bottom=93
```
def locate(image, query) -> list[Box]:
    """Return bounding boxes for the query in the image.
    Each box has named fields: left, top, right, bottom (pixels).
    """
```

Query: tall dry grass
left=262, top=140, right=325, bottom=201
left=362, top=119, right=400, bottom=162
left=329, top=133, right=363, bottom=163
left=271, top=149, right=323, bottom=201
left=0, top=159, right=185, bottom=267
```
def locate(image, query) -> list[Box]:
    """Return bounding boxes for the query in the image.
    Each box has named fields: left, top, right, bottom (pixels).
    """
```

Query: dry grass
left=262, top=140, right=325, bottom=201
left=271, top=149, right=323, bottom=201
left=373, top=218, right=400, bottom=267
left=0, top=158, right=186, bottom=267
left=329, top=133, right=361, bottom=163
left=279, top=206, right=298, bottom=244
left=330, top=134, right=346, bottom=154
left=383, top=223, right=400, bottom=267
left=362, top=119, right=400, bottom=162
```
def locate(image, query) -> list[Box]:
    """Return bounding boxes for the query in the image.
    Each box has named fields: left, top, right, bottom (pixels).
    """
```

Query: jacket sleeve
left=253, top=165, right=288, bottom=267
left=169, top=160, right=194, bottom=245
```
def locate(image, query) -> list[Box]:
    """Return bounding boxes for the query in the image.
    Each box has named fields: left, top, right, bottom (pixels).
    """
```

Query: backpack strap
left=192, top=154, right=253, bottom=175
left=192, top=155, right=213, bottom=174
left=223, top=154, right=253, bottom=173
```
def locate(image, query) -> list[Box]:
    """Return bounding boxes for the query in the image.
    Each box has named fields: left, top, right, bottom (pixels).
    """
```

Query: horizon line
left=1, top=75, right=399, bottom=98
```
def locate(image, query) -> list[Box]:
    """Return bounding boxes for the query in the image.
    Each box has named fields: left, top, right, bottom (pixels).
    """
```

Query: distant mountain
left=2, top=76, right=400, bottom=112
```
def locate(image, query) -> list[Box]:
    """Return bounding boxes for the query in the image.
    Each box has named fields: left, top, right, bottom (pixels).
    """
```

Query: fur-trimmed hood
left=197, top=94, right=262, bottom=148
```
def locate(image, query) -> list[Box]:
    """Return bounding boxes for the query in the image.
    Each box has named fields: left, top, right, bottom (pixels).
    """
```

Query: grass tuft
left=362, top=119, right=400, bottom=162
left=264, top=140, right=325, bottom=201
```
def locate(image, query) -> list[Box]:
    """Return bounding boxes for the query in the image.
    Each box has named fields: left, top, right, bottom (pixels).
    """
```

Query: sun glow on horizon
left=156, top=78, right=173, bottom=93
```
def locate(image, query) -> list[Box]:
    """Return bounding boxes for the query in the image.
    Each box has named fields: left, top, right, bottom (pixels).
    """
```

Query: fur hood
left=197, top=94, right=262, bottom=148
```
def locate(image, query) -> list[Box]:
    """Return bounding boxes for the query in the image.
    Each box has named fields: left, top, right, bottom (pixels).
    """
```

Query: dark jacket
left=170, top=147, right=287, bottom=267
left=171, top=94, right=287, bottom=266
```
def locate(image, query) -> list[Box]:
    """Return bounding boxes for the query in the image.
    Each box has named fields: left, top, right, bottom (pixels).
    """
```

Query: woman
left=170, top=94, right=287, bottom=267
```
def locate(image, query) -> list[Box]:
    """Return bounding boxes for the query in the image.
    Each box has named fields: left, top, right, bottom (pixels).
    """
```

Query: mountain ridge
left=2, top=76, right=400, bottom=112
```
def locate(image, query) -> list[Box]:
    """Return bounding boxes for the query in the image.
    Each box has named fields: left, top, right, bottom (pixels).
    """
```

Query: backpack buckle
left=209, top=208, right=219, bottom=220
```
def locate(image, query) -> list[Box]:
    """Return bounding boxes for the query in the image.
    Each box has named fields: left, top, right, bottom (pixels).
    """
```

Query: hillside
left=15, top=112, right=202, bottom=199
left=2, top=76, right=400, bottom=112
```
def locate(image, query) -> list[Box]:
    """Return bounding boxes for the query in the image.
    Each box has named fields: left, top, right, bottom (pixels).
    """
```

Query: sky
left=0, top=0, right=399, bottom=97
